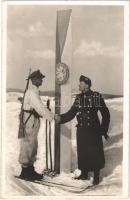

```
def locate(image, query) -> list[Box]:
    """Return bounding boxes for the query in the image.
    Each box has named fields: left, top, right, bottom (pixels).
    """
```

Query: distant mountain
left=72, top=89, right=123, bottom=99
left=6, top=88, right=55, bottom=97
left=72, top=92, right=123, bottom=99
left=7, top=88, right=24, bottom=93
left=102, top=94, right=123, bottom=99
left=7, top=88, right=123, bottom=99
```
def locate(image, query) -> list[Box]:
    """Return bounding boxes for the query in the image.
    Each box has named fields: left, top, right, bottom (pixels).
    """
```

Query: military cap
left=28, top=70, right=45, bottom=80
left=79, top=75, right=92, bottom=87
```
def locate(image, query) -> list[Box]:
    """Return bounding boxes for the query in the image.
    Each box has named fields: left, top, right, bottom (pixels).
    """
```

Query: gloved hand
left=104, top=134, right=109, bottom=141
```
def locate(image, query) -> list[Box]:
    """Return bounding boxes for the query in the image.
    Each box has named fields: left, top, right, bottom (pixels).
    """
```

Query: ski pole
left=46, top=106, right=48, bottom=171
left=47, top=99, right=53, bottom=171
left=49, top=120, right=52, bottom=171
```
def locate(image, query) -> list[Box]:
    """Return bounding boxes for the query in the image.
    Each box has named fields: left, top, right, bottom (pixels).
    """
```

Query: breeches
left=19, top=115, right=40, bottom=167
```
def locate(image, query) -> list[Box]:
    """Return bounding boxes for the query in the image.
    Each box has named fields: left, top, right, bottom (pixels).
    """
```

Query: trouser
left=81, top=169, right=88, bottom=176
left=81, top=168, right=100, bottom=179
left=94, top=169, right=100, bottom=180
left=19, top=114, right=40, bottom=167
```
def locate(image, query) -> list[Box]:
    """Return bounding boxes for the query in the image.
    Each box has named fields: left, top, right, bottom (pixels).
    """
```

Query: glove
left=104, top=134, right=109, bottom=141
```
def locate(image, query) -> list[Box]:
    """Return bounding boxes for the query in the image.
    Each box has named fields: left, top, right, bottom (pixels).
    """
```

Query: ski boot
left=29, top=166, right=43, bottom=180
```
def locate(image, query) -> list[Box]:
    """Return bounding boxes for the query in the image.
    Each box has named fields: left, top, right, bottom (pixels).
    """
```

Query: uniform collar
left=82, top=89, right=92, bottom=95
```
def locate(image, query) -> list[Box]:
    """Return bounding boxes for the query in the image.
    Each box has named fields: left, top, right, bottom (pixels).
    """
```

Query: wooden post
left=54, top=10, right=72, bottom=173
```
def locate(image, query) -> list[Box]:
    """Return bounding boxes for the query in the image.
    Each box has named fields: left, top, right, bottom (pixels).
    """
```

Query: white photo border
left=1, top=1, right=130, bottom=199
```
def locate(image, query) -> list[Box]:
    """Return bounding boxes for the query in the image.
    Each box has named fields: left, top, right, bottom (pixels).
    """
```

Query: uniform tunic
left=19, top=85, right=54, bottom=167
left=60, top=89, right=110, bottom=172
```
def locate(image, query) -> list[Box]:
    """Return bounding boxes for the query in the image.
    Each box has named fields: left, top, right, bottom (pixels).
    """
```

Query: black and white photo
left=1, top=1, right=129, bottom=198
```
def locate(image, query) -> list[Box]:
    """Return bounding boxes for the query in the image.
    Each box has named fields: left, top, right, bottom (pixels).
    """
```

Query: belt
left=23, top=110, right=33, bottom=125
left=23, top=109, right=41, bottom=118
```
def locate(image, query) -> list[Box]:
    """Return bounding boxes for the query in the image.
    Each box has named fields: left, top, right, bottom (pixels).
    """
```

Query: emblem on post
left=56, top=62, right=69, bottom=85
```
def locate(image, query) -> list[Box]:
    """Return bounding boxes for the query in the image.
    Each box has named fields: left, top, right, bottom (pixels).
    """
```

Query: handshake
left=54, top=114, right=61, bottom=123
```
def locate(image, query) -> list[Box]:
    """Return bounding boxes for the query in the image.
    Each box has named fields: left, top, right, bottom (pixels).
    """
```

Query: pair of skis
left=15, top=175, right=91, bottom=193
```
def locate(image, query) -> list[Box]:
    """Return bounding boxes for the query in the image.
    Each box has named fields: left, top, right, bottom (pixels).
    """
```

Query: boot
left=74, top=170, right=88, bottom=180
left=19, top=167, right=31, bottom=180
left=29, top=166, right=43, bottom=180
left=93, top=169, right=100, bottom=185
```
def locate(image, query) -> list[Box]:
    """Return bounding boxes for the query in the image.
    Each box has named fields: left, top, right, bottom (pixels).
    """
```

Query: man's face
left=32, top=78, right=43, bottom=87
left=79, top=81, right=89, bottom=92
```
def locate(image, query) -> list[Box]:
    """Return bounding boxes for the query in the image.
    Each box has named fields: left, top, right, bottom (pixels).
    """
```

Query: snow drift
left=4, top=93, right=123, bottom=196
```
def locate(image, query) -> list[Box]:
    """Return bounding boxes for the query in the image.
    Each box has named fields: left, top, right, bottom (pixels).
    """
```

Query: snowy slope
left=4, top=93, right=123, bottom=196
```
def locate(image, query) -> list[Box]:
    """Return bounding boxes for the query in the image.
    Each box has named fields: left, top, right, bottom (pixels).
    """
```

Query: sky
left=6, top=5, right=124, bottom=95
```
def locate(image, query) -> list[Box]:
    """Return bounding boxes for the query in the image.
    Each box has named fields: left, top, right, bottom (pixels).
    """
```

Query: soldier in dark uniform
left=56, top=75, right=110, bottom=185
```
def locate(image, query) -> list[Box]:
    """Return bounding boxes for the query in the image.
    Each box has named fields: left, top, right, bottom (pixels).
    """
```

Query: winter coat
left=60, top=89, right=110, bottom=171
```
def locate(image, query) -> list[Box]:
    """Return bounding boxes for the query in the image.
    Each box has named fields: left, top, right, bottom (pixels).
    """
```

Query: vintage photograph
left=1, top=1, right=129, bottom=198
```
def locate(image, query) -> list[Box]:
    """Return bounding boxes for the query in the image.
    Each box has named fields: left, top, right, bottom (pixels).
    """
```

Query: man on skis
left=18, top=70, right=54, bottom=181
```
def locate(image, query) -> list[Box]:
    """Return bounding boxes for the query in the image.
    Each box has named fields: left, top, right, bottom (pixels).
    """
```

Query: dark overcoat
left=60, top=89, right=110, bottom=171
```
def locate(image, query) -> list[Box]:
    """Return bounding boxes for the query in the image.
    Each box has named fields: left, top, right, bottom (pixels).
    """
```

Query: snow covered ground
left=3, top=92, right=123, bottom=196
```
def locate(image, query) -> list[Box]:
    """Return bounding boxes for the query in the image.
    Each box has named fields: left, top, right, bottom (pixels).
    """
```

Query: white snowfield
left=4, top=92, right=123, bottom=196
